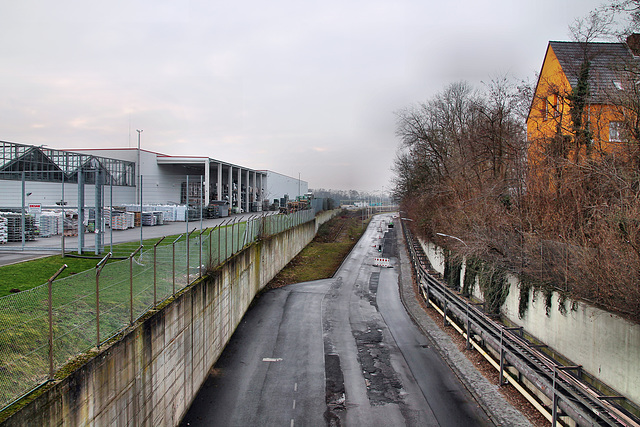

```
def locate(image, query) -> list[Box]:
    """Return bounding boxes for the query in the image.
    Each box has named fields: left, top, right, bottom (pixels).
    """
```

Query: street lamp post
left=136, top=129, right=143, bottom=204
left=436, top=232, right=468, bottom=247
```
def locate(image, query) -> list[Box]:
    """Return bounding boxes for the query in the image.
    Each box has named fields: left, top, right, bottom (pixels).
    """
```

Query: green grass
left=0, top=256, right=101, bottom=297
left=0, top=222, right=249, bottom=298
left=0, top=211, right=310, bottom=411
left=0, top=220, right=254, bottom=410
left=267, top=213, right=369, bottom=287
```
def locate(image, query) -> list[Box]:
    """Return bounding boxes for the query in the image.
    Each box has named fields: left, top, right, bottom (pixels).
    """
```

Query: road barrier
left=401, top=219, right=640, bottom=427
left=373, top=257, right=391, bottom=268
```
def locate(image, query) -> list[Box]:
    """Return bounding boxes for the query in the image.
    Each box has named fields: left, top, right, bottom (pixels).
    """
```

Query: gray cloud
left=0, top=0, right=602, bottom=190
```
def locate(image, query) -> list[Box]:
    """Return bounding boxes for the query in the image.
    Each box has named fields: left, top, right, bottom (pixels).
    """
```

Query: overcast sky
left=0, top=0, right=606, bottom=192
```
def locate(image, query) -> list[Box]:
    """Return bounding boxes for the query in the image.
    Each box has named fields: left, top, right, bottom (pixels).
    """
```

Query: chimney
left=627, top=33, right=640, bottom=56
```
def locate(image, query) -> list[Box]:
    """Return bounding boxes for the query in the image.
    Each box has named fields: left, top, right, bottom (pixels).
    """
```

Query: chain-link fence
left=0, top=209, right=315, bottom=410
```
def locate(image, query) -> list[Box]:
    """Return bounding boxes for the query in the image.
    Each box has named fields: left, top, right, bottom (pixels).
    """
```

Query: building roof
left=549, top=40, right=638, bottom=103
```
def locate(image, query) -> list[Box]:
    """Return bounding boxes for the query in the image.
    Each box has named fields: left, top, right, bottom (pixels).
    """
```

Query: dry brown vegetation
left=393, top=71, right=640, bottom=321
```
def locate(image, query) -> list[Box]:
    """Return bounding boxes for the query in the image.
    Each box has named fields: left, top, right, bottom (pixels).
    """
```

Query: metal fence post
left=129, top=245, right=143, bottom=325
left=217, top=223, right=221, bottom=266
left=172, top=234, right=183, bottom=296
left=153, top=237, right=166, bottom=307
left=231, top=218, right=235, bottom=254
left=187, top=228, right=196, bottom=286
left=237, top=217, right=241, bottom=250
left=48, top=264, right=67, bottom=379
left=199, top=228, right=208, bottom=278
left=225, top=219, right=229, bottom=260
left=209, top=225, right=213, bottom=268
left=95, top=253, right=112, bottom=347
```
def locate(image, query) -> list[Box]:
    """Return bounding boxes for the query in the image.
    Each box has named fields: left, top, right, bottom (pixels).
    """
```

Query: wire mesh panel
left=51, top=269, right=98, bottom=369
left=0, top=286, right=50, bottom=408
left=0, top=209, right=318, bottom=410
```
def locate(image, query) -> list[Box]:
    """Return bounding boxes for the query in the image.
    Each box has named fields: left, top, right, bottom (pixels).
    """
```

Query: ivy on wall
left=463, top=257, right=482, bottom=297
left=444, top=249, right=463, bottom=292
left=477, top=264, right=509, bottom=315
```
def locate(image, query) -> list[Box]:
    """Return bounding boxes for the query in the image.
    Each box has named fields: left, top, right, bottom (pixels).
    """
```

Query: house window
left=609, top=121, right=626, bottom=142
left=544, top=94, right=560, bottom=120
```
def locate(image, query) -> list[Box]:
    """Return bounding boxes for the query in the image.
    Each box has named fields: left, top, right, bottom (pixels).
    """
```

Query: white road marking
left=292, top=399, right=296, bottom=409
left=290, top=419, right=294, bottom=427
left=294, top=382, right=298, bottom=392
left=261, top=357, right=283, bottom=362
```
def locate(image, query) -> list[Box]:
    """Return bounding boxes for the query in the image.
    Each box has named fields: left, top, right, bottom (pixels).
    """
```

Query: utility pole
left=136, top=129, right=143, bottom=204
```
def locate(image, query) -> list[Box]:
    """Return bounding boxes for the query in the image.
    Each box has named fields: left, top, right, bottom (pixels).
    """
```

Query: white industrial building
left=0, top=141, right=308, bottom=214
left=258, top=170, right=309, bottom=207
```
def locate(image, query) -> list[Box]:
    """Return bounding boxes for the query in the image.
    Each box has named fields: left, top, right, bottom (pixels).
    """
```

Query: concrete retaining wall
left=420, top=239, right=640, bottom=406
left=2, top=212, right=336, bottom=426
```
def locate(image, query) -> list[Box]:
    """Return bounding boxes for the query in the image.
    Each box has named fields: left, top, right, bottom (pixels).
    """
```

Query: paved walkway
left=0, top=212, right=270, bottom=266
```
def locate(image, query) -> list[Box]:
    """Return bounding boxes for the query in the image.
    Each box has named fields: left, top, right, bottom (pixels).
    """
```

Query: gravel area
left=395, top=225, right=545, bottom=427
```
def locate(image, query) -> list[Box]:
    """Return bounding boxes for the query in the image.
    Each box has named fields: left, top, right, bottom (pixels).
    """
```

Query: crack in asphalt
left=352, top=322, right=404, bottom=406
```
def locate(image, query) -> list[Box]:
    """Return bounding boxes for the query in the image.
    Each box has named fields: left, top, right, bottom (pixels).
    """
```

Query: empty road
left=180, top=213, right=490, bottom=426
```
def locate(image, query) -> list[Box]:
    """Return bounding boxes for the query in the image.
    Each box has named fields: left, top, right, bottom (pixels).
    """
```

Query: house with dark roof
left=526, top=34, right=640, bottom=165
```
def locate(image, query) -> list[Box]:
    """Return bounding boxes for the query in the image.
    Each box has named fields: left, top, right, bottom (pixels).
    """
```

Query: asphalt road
left=179, top=213, right=490, bottom=426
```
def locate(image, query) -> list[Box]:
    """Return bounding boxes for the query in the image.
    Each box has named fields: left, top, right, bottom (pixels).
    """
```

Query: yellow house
left=527, top=35, right=640, bottom=166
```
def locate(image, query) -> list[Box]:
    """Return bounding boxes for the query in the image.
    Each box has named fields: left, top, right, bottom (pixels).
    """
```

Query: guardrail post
left=443, top=289, right=448, bottom=327
left=48, top=264, right=67, bottom=379
left=153, top=237, right=166, bottom=307
left=95, top=252, right=112, bottom=348
left=424, top=275, right=430, bottom=303
left=129, top=245, right=143, bottom=325
left=466, top=302, right=471, bottom=350
left=552, top=366, right=559, bottom=426
left=499, top=328, right=506, bottom=386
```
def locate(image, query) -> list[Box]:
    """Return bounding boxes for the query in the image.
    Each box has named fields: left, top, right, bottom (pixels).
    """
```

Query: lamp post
left=136, top=129, right=143, bottom=204
left=435, top=232, right=468, bottom=247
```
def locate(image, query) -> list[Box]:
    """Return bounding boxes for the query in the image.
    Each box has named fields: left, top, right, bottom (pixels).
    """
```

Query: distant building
left=259, top=170, right=309, bottom=207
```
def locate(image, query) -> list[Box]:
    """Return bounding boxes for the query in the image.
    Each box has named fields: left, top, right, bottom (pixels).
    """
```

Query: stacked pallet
left=140, top=211, right=165, bottom=226
left=63, top=212, right=78, bottom=236
left=38, top=212, right=63, bottom=237
left=122, top=204, right=186, bottom=222
left=111, top=213, right=128, bottom=230
left=141, top=212, right=156, bottom=226
left=154, top=211, right=164, bottom=225
left=2, top=213, right=36, bottom=242
left=0, top=217, right=7, bottom=244
left=109, top=211, right=136, bottom=230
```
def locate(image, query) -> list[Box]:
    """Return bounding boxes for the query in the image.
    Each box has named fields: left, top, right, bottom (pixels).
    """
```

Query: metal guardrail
left=401, top=220, right=640, bottom=427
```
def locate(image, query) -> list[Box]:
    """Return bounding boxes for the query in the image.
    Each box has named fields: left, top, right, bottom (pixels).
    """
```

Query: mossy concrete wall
left=420, top=238, right=640, bottom=406
left=2, top=213, right=336, bottom=426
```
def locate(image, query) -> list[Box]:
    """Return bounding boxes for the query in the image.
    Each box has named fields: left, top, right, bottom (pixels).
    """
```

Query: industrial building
left=0, top=141, right=308, bottom=213
left=0, top=140, right=310, bottom=245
